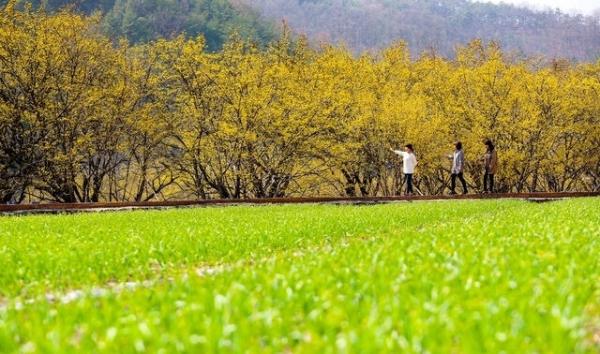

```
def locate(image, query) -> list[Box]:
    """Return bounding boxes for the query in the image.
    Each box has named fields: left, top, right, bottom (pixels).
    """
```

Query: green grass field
left=0, top=198, right=599, bottom=353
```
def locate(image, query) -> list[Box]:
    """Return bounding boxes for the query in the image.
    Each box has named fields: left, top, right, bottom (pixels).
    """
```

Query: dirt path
left=1, top=192, right=598, bottom=215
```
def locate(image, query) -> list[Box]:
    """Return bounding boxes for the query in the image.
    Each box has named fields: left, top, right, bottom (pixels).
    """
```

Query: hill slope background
left=5, top=0, right=276, bottom=51
left=3, top=0, right=600, bottom=59
left=243, top=0, right=600, bottom=60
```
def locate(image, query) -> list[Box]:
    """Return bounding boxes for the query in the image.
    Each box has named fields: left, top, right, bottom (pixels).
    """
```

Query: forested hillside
left=244, top=0, right=600, bottom=60
left=4, top=0, right=600, bottom=59
left=5, top=0, right=275, bottom=50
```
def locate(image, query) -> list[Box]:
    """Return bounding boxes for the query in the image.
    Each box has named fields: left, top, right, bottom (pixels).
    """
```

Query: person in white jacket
left=390, top=144, right=418, bottom=195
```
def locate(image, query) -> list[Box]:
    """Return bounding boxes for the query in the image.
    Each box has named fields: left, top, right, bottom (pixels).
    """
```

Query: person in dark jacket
left=449, top=141, right=468, bottom=195
left=482, top=139, right=498, bottom=193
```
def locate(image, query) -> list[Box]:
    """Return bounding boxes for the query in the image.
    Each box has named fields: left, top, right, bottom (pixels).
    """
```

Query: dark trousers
left=484, top=173, right=494, bottom=192
left=404, top=174, right=414, bottom=194
left=451, top=173, right=468, bottom=194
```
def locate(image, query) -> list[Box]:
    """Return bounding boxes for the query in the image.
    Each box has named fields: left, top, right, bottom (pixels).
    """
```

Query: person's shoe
left=462, top=191, right=468, bottom=195
left=449, top=191, right=457, bottom=195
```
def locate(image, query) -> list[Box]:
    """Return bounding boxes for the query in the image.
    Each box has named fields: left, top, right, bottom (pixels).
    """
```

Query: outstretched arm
left=390, top=148, right=404, bottom=156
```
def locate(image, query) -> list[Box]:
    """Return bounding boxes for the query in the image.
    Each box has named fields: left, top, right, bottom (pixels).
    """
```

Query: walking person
left=390, top=144, right=418, bottom=195
left=482, top=139, right=498, bottom=193
left=449, top=141, right=468, bottom=195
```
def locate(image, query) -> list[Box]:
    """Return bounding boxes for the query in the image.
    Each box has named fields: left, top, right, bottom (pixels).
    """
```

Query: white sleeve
left=393, top=150, right=405, bottom=157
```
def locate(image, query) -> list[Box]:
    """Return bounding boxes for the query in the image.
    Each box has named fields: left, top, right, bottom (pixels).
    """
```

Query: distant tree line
left=3, top=0, right=600, bottom=60
left=246, top=0, right=600, bottom=61
left=1, top=4, right=599, bottom=203
left=2, top=0, right=276, bottom=50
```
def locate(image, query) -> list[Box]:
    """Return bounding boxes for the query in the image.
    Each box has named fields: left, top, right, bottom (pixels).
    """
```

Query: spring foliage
left=0, top=4, right=599, bottom=202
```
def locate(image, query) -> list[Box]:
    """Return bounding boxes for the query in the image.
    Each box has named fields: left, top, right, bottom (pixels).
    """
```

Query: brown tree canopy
left=245, top=0, right=600, bottom=61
